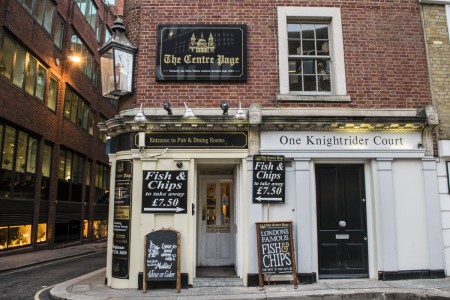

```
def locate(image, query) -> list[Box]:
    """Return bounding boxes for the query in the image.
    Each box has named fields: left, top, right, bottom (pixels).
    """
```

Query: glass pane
left=76, top=100, right=84, bottom=127
left=304, top=75, right=317, bottom=91
left=2, top=126, right=16, bottom=171
left=206, top=183, right=216, bottom=226
left=65, top=151, right=72, bottom=181
left=36, top=65, right=46, bottom=100
left=317, top=41, right=329, bottom=55
left=78, top=156, right=84, bottom=184
left=53, top=17, right=64, bottom=49
left=318, top=75, right=331, bottom=92
left=34, top=0, right=45, bottom=24
left=301, top=24, right=315, bottom=39
left=48, top=77, right=58, bottom=111
left=100, top=49, right=114, bottom=96
left=70, top=95, right=78, bottom=123
left=219, top=182, right=230, bottom=226
left=23, top=0, right=33, bottom=13
left=317, top=59, right=330, bottom=75
left=37, top=223, right=47, bottom=243
left=8, top=225, right=31, bottom=248
left=58, top=149, right=66, bottom=180
left=287, top=24, right=300, bottom=39
left=115, top=50, right=133, bottom=92
left=96, top=18, right=103, bottom=42
left=1, top=36, right=15, bottom=79
left=288, top=39, right=300, bottom=55
left=25, top=56, right=37, bottom=96
left=42, top=144, right=52, bottom=177
left=26, top=137, right=37, bottom=174
left=88, top=110, right=94, bottom=135
left=72, top=153, right=79, bottom=183
left=303, top=60, right=315, bottom=75
left=85, top=160, right=91, bottom=186
left=64, top=90, right=72, bottom=119
left=15, top=131, right=27, bottom=173
left=13, top=46, right=26, bottom=88
left=0, top=226, right=7, bottom=250
left=289, top=75, right=302, bottom=91
left=43, top=0, right=54, bottom=33
left=302, top=40, right=315, bottom=55
left=289, top=59, right=302, bottom=74
left=315, top=24, right=329, bottom=39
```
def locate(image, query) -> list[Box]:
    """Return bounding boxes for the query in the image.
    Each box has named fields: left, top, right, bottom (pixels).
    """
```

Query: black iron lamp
left=220, top=101, right=230, bottom=115
left=99, top=16, right=137, bottom=99
left=163, top=101, right=173, bottom=115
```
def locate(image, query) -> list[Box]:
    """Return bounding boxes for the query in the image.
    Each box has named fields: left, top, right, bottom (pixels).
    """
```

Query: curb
left=50, top=268, right=106, bottom=300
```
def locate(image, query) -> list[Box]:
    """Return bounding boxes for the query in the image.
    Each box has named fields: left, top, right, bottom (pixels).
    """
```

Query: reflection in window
left=5, top=225, right=31, bottom=249
left=57, top=148, right=84, bottom=202
left=18, top=0, right=54, bottom=33
left=37, top=223, right=47, bottom=243
left=41, top=144, right=52, bottom=200
left=64, top=86, right=95, bottom=133
left=2, top=126, right=15, bottom=171
left=53, top=16, right=64, bottom=49
left=48, top=77, right=58, bottom=111
left=93, top=220, right=107, bottom=240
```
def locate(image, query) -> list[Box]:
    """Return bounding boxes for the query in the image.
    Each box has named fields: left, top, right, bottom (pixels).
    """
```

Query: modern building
left=420, top=0, right=450, bottom=275
left=0, top=0, right=118, bottom=253
left=101, top=0, right=446, bottom=289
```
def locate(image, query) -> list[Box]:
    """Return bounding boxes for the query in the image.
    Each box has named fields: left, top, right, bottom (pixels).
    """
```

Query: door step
left=194, top=277, right=243, bottom=287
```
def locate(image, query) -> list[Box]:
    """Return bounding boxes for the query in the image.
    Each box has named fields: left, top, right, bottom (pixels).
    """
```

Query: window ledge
left=277, top=94, right=351, bottom=102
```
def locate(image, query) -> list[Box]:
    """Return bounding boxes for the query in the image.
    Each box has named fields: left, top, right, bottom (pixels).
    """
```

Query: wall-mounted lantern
left=99, top=16, right=137, bottom=99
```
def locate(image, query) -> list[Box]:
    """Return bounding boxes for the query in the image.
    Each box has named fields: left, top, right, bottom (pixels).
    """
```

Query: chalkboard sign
left=255, top=221, right=297, bottom=289
left=142, top=171, right=188, bottom=214
left=253, top=155, right=285, bottom=204
left=144, top=229, right=181, bottom=293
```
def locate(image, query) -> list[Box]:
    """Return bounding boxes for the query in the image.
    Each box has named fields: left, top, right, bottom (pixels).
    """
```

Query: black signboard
left=142, top=171, right=188, bottom=213
left=156, top=24, right=247, bottom=81
left=112, top=160, right=132, bottom=279
left=253, top=155, right=285, bottom=204
left=139, top=132, right=248, bottom=149
left=255, top=221, right=297, bottom=289
left=144, top=230, right=181, bottom=293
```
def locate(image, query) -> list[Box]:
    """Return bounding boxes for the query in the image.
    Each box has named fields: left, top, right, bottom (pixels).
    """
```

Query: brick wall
left=122, top=0, right=432, bottom=112
left=422, top=4, right=450, bottom=140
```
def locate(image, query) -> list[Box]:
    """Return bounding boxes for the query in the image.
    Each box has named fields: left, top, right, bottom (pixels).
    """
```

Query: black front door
left=316, top=164, right=368, bottom=279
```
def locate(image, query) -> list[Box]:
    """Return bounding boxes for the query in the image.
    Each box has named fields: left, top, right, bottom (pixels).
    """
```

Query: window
left=53, top=15, right=64, bottom=49
left=1, top=35, right=47, bottom=100
left=17, top=0, right=55, bottom=33
left=105, top=27, right=112, bottom=43
left=70, top=32, right=98, bottom=87
left=0, top=124, right=37, bottom=199
left=98, top=115, right=107, bottom=142
left=95, top=163, right=110, bottom=204
left=57, top=148, right=84, bottom=202
left=277, top=7, right=349, bottom=101
left=48, top=77, right=58, bottom=111
left=41, top=143, right=52, bottom=200
left=64, top=86, right=95, bottom=134
left=75, top=0, right=98, bottom=30
left=96, top=17, right=103, bottom=43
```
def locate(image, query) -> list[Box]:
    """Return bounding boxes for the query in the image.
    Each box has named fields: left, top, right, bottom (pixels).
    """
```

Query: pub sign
left=156, top=24, right=247, bottom=81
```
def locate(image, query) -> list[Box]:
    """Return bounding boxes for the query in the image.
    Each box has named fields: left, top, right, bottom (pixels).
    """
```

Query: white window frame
left=277, top=7, right=349, bottom=102
left=446, top=5, right=450, bottom=41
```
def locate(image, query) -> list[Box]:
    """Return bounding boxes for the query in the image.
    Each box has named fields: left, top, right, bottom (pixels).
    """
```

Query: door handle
left=338, top=220, right=346, bottom=228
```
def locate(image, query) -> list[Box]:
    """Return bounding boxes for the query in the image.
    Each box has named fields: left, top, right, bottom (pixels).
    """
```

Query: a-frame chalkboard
left=143, top=229, right=181, bottom=293
left=255, top=221, right=297, bottom=289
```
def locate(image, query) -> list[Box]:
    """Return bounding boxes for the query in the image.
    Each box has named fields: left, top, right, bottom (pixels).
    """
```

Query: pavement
left=2, top=242, right=450, bottom=299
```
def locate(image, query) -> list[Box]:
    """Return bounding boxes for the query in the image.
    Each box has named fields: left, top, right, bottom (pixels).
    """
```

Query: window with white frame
left=277, top=7, right=349, bottom=101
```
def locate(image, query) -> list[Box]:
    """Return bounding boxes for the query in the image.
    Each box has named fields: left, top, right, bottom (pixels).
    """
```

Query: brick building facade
left=420, top=0, right=450, bottom=276
left=0, top=0, right=118, bottom=253
left=102, top=0, right=445, bottom=288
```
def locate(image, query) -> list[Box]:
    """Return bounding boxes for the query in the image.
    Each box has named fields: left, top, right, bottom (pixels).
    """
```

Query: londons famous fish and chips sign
left=156, top=24, right=247, bottom=81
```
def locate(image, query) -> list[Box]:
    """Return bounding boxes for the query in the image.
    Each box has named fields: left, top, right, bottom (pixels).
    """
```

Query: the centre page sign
left=142, top=171, right=188, bottom=213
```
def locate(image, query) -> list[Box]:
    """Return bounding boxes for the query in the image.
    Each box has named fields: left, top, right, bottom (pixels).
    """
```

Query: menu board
left=142, top=171, right=188, bottom=214
left=144, top=229, right=180, bottom=292
left=252, top=155, right=285, bottom=204
left=112, top=160, right=132, bottom=279
left=255, top=221, right=297, bottom=288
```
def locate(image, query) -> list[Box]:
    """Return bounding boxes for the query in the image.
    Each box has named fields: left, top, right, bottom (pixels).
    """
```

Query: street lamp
left=99, top=16, right=137, bottom=99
